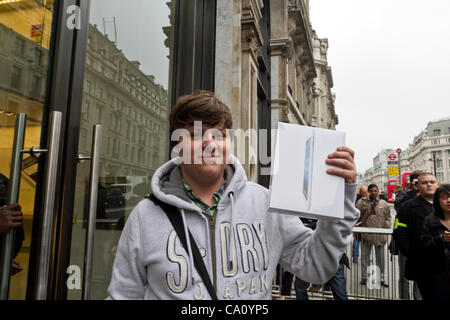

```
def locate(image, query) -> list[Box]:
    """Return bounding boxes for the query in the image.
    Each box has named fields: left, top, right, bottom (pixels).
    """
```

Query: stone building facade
left=0, top=22, right=49, bottom=127
left=361, top=149, right=396, bottom=192
left=81, top=24, right=169, bottom=180
left=361, top=118, right=450, bottom=189
left=215, top=0, right=338, bottom=184
left=406, top=118, right=450, bottom=183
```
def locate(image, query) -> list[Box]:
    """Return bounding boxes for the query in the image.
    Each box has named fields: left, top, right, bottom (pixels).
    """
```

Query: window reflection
left=0, top=0, right=53, bottom=300
left=69, top=0, right=174, bottom=299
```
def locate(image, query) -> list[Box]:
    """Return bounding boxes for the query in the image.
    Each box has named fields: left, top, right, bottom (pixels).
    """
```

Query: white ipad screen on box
left=269, top=122, right=345, bottom=221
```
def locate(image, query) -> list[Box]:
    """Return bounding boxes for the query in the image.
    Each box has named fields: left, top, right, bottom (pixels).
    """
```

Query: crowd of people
left=392, top=171, right=450, bottom=300
left=278, top=171, right=450, bottom=301
left=1, top=91, right=449, bottom=301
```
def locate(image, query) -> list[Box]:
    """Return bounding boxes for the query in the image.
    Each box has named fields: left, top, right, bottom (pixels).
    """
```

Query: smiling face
left=179, top=121, right=231, bottom=180
left=169, top=91, right=233, bottom=184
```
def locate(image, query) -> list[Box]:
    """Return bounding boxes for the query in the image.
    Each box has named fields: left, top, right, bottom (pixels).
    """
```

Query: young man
left=395, top=172, right=439, bottom=300
left=355, top=184, right=392, bottom=287
left=391, top=170, right=423, bottom=299
left=107, top=91, right=360, bottom=300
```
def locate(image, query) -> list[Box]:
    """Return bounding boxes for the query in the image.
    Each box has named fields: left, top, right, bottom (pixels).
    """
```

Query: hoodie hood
left=150, top=154, right=248, bottom=286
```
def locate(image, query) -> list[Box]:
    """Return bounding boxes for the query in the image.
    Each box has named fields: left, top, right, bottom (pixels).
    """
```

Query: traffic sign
left=388, top=154, right=397, bottom=161
left=388, top=167, right=399, bottom=175
left=396, top=148, right=402, bottom=154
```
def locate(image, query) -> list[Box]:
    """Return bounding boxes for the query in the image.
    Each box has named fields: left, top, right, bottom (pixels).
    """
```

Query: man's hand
left=11, top=259, right=23, bottom=276
left=326, top=146, right=357, bottom=184
left=0, top=204, right=23, bottom=234
left=441, top=231, right=450, bottom=242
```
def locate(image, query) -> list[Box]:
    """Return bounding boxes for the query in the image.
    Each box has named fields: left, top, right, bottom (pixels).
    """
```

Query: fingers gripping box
left=269, top=122, right=345, bottom=221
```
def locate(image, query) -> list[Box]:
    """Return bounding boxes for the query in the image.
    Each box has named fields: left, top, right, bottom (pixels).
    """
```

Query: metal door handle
left=35, top=111, right=62, bottom=300
left=0, top=113, right=27, bottom=300
left=82, top=124, right=102, bottom=300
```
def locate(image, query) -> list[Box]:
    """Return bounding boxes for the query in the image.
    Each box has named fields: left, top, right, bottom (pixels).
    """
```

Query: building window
left=11, top=65, right=22, bottom=89
left=95, top=105, right=102, bottom=124
left=80, top=128, right=88, bottom=150
left=436, top=159, right=443, bottom=169
left=113, top=140, right=120, bottom=158
left=125, top=144, right=129, bottom=160
left=107, top=137, right=111, bottom=155
left=117, top=117, right=121, bottom=132
left=436, top=172, right=444, bottom=182
left=126, top=121, right=131, bottom=138
left=84, top=80, right=91, bottom=94
left=34, top=48, right=43, bottom=65
left=109, top=112, right=116, bottom=130
left=31, top=75, right=42, bottom=96
left=97, top=87, right=103, bottom=99
left=82, top=101, right=90, bottom=120
left=15, top=37, right=25, bottom=55
left=132, top=126, right=137, bottom=142
left=433, top=129, right=441, bottom=136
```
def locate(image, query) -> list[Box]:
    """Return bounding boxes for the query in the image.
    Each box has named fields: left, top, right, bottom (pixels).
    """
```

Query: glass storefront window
left=67, top=0, right=174, bottom=299
left=0, top=0, right=54, bottom=299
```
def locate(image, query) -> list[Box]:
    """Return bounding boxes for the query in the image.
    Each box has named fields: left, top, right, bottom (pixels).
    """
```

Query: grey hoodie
left=107, top=155, right=360, bottom=300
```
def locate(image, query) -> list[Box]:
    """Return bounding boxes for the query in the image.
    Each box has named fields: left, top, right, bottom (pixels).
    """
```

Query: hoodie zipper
left=206, top=212, right=217, bottom=291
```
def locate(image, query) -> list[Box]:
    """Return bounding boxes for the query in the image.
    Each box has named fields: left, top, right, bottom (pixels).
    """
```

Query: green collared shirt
left=183, top=181, right=226, bottom=216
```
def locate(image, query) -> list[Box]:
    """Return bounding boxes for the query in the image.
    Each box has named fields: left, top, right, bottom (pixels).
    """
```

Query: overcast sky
left=309, top=0, right=450, bottom=173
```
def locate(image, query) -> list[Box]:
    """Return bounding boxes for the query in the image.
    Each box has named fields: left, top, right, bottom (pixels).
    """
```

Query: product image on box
left=303, top=135, right=313, bottom=204
left=269, top=122, right=345, bottom=221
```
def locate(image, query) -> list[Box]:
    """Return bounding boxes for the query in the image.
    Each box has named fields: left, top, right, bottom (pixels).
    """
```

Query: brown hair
left=433, top=184, right=450, bottom=219
left=169, top=90, right=232, bottom=148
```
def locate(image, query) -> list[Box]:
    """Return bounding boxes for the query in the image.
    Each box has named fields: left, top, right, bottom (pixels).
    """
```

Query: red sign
left=396, top=148, right=402, bottom=154
left=388, top=154, right=397, bottom=161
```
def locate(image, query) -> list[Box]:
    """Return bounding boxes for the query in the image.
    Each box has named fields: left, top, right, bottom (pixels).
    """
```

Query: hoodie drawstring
left=228, top=191, right=235, bottom=270
left=179, top=191, right=236, bottom=285
left=180, top=209, right=195, bottom=285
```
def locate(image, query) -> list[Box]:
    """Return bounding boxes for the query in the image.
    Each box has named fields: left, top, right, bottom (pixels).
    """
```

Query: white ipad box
left=269, top=122, right=345, bottom=221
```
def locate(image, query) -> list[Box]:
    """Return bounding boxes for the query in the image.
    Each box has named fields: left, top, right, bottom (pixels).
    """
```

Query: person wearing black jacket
left=391, top=171, right=422, bottom=299
left=421, top=184, right=450, bottom=300
left=395, top=172, right=438, bottom=300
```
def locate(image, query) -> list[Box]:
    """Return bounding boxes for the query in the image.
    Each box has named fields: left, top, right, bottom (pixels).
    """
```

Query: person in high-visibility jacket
left=395, top=172, right=438, bottom=300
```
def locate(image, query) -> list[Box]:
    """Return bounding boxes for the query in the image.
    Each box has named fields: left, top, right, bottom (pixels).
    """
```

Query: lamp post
left=429, top=151, right=437, bottom=176
left=432, top=151, right=437, bottom=176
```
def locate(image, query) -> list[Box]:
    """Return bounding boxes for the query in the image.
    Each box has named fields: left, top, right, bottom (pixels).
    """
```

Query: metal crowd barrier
left=272, top=227, right=418, bottom=300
